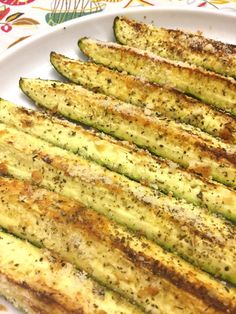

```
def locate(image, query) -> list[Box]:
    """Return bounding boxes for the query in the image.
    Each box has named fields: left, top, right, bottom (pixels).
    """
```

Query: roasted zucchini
left=114, top=16, right=236, bottom=78
left=50, top=52, right=236, bottom=143
left=0, top=229, right=139, bottom=314
left=0, top=177, right=235, bottom=314
left=78, top=37, right=236, bottom=116
left=0, top=98, right=235, bottom=222
left=19, top=78, right=236, bottom=187
left=0, top=123, right=235, bottom=285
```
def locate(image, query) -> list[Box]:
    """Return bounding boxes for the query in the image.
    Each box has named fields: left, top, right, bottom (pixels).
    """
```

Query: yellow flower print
left=209, top=0, right=230, bottom=4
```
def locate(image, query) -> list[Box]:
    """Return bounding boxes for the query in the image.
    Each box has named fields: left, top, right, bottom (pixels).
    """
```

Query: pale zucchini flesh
left=1, top=177, right=235, bottom=313
left=0, top=98, right=235, bottom=222
left=78, top=37, right=236, bottom=116
left=50, top=52, right=236, bottom=144
left=0, top=229, right=139, bottom=314
left=0, top=123, right=235, bottom=285
left=114, top=16, right=236, bottom=78
left=19, top=78, right=236, bottom=188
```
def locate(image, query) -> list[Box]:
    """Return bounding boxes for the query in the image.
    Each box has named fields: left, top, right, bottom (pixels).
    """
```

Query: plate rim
left=1, top=5, right=236, bottom=63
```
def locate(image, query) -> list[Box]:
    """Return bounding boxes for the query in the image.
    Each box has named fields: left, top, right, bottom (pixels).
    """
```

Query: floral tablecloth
left=0, top=0, right=236, bottom=54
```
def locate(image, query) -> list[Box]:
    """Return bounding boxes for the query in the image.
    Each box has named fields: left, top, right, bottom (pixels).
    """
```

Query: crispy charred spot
left=17, top=107, right=32, bottom=116
left=196, top=142, right=236, bottom=166
left=189, top=165, right=212, bottom=178
left=167, top=29, right=236, bottom=55
left=65, top=209, right=110, bottom=242
left=31, top=170, right=43, bottom=184
left=42, top=155, right=53, bottom=164
left=21, top=119, right=34, bottom=128
left=219, top=123, right=234, bottom=142
left=137, top=286, right=160, bottom=298
left=0, top=162, right=8, bottom=175
left=126, top=19, right=145, bottom=33
left=0, top=271, right=84, bottom=314
left=22, top=283, right=84, bottom=314
left=12, top=177, right=110, bottom=242
left=38, top=153, right=69, bottom=173
left=30, top=305, right=51, bottom=314
left=112, top=240, right=235, bottom=314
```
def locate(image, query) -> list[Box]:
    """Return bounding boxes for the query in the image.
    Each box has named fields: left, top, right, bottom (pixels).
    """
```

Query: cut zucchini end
left=113, top=16, right=123, bottom=44
left=50, top=51, right=57, bottom=63
left=50, top=51, right=65, bottom=78
left=78, top=37, right=89, bottom=54
left=19, top=77, right=32, bottom=98
left=50, top=51, right=68, bottom=64
left=19, top=77, right=25, bottom=94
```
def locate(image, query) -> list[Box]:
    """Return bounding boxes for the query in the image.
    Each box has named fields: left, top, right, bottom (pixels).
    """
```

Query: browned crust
left=88, top=92, right=236, bottom=167
left=0, top=176, right=113, bottom=243
left=8, top=160, right=232, bottom=246
left=31, top=151, right=233, bottom=246
left=115, top=17, right=236, bottom=74
left=22, top=78, right=236, bottom=168
left=52, top=51, right=234, bottom=102
left=196, top=142, right=236, bottom=165
left=80, top=38, right=236, bottom=92
left=50, top=52, right=236, bottom=143
left=219, top=123, right=235, bottom=142
left=0, top=177, right=235, bottom=314
left=118, top=16, right=236, bottom=56
left=6, top=100, right=236, bottom=188
left=0, top=271, right=82, bottom=314
left=112, top=239, right=235, bottom=314
left=2, top=131, right=235, bottom=245
left=5, top=98, right=236, bottom=209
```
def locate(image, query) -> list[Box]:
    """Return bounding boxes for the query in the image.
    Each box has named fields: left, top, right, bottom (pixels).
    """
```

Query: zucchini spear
left=50, top=52, right=236, bottom=143
left=0, top=229, right=140, bottom=314
left=114, top=16, right=236, bottom=78
left=0, top=177, right=235, bottom=314
left=78, top=37, right=236, bottom=116
left=0, top=98, right=236, bottom=222
left=0, top=123, right=235, bottom=285
left=19, top=78, right=236, bottom=188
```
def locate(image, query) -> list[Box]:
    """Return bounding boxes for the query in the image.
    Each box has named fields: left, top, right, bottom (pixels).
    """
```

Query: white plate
left=0, top=5, right=236, bottom=313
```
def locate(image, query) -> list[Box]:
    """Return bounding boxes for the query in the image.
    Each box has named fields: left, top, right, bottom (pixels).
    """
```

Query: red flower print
left=0, top=5, right=10, bottom=20
left=1, top=22, right=11, bottom=31
left=0, top=0, right=35, bottom=5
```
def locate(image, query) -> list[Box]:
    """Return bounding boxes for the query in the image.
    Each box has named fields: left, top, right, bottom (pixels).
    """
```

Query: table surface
left=0, top=0, right=236, bottom=55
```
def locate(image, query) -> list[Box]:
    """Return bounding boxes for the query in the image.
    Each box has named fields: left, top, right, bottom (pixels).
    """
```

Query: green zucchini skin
left=113, top=16, right=236, bottom=78
left=19, top=78, right=236, bottom=188
left=0, top=98, right=235, bottom=222
left=0, top=123, right=235, bottom=286
left=0, top=227, right=140, bottom=314
left=1, top=177, right=235, bottom=314
left=78, top=37, right=236, bottom=116
left=50, top=52, right=236, bottom=144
